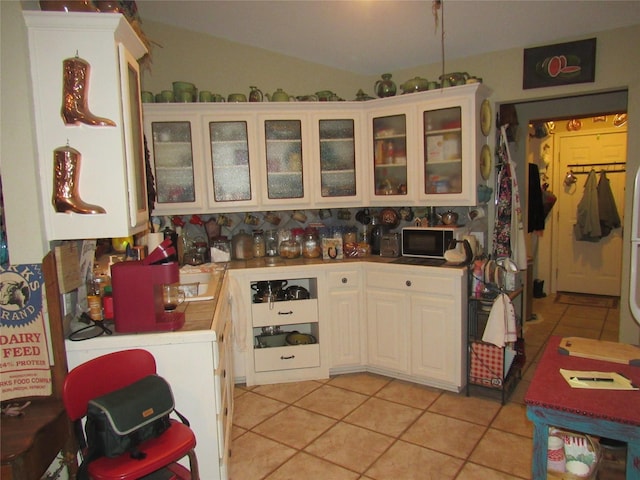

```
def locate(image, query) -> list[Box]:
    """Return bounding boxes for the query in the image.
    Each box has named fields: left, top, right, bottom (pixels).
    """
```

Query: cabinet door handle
left=278, top=310, right=294, bottom=315
left=341, top=277, right=348, bottom=284
left=406, top=280, right=412, bottom=287
left=280, top=355, right=295, bottom=360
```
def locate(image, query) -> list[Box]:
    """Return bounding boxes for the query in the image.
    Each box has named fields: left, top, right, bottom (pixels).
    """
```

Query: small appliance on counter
left=401, top=226, right=465, bottom=259
left=111, top=260, right=185, bottom=333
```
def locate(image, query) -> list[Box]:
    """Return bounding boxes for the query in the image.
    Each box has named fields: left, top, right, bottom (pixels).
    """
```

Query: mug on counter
left=162, top=284, right=185, bottom=311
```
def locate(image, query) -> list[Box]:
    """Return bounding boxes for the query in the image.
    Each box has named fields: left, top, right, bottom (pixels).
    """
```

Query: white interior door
left=555, top=131, right=626, bottom=295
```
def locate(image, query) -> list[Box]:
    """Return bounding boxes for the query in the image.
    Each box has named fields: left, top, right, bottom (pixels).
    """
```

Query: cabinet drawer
left=251, top=299, right=318, bottom=327
left=366, top=270, right=457, bottom=295
left=254, top=344, right=320, bottom=372
left=328, top=270, right=360, bottom=289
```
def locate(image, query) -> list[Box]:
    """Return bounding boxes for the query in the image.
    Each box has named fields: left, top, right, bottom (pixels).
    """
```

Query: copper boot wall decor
left=61, top=53, right=116, bottom=126
left=52, top=143, right=106, bottom=214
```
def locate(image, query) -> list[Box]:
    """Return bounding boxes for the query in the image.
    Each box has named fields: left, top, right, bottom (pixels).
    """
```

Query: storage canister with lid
left=302, top=228, right=320, bottom=258
left=231, top=229, right=254, bottom=260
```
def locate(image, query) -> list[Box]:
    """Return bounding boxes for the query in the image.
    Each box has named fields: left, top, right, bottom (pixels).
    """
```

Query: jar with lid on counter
left=279, top=228, right=302, bottom=259
left=232, top=229, right=254, bottom=260
left=302, top=228, right=320, bottom=258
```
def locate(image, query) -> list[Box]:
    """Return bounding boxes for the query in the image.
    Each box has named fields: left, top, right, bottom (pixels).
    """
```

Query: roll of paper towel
left=147, top=232, right=164, bottom=254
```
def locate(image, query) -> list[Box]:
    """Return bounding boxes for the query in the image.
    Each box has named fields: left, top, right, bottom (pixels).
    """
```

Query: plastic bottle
left=102, top=285, right=114, bottom=321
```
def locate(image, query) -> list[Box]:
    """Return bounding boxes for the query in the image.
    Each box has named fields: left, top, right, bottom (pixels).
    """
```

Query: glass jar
left=264, top=229, right=279, bottom=257
left=302, top=228, right=320, bottom=258
left=291, top=228, right=305, bottom=247
left=279, top=238, right=301, bottom=259
left=231, top=229, right=253, bottom=260
left=343, top=227, right=357, bottom=245
left=252, top=229, right=266, bottom=258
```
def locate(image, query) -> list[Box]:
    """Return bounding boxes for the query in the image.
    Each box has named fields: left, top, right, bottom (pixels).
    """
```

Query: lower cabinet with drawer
left=245, top=272, right=328, bottom=385
left=365, top=264, right=468, bottom=392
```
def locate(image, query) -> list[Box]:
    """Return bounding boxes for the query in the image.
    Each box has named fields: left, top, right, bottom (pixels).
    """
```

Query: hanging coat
left=575, top=169, right=602, bottom=242
left=528, top=163, right=546, bottom=232
left=597, top=171, right=621, bottom=237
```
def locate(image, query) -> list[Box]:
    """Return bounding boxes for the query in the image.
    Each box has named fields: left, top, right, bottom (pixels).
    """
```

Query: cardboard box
left=322, top=238, right=343, bottom=260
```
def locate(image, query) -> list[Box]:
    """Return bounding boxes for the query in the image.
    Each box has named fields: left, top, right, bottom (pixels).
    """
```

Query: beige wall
left=2, top=4, right=639, bottom=341
left=140, top=19, right=368, bottom=101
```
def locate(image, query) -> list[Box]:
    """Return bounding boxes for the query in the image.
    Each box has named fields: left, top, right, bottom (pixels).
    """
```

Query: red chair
left=62, top=349, right=199, bottom=480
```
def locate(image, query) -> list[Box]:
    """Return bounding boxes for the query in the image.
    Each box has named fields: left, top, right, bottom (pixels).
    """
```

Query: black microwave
left=401, top=226, right=465, bottom=259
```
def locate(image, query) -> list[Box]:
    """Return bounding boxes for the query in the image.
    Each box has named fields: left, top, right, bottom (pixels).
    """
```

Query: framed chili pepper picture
left=523, top=38, right=596, bottom=89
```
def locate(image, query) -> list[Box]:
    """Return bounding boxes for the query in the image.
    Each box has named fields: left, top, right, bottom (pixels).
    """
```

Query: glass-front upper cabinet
left=368, top=109, right=412, bottom=205
left=423, top=106, right=463, bottom=195
left=204, top=114, right=259, bottom=211
left=311, top=112, right=363, bottom=205
left=148, top=119, right=203, bottom=214
left=417, top=84, right=489, bottom=206
left=259, top=114, right=310, bottom=207
left=143, top=109, right=207, bottom=215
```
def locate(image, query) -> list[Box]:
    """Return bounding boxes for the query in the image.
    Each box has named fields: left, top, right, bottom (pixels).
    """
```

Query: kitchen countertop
left=225, top=255, right=467, bottom=270
left=76, top=256, right=466, bottom=338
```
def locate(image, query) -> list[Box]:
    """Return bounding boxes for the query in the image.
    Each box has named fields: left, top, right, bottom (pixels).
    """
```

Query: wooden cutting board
left=558, top=337, right=640, bottom=366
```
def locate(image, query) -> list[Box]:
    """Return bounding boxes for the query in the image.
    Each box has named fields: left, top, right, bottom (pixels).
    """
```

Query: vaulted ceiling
left=136, top=1, right=640, bottom=75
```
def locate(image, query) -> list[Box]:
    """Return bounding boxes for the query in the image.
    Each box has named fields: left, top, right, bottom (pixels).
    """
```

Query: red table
left=525, top=336, right=640, bottom=479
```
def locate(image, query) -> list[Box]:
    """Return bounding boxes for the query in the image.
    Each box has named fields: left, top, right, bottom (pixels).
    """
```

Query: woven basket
left=548, top=428, right=600, bottom=479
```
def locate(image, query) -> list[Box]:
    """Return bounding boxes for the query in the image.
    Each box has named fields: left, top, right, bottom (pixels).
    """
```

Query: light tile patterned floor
left=229, top=294, right=619, bottom=479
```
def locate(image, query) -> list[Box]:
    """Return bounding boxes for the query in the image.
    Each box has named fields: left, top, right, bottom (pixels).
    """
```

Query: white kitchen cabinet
left=144, top=110, right=207, bottom=214
left=417, top=84, right=490, bottom=206
left=24, top=12, right=149, bottom=240
left=366, top=287, right=410, bottom=373
left=203, top=112, right=260, bottom=211
left=410, top=287, right=462, bottom=385
left=326, top=268, right=365, bottom=372
left=367, top=104, right=417, bottom=206
left=310, top=109, right=366, bottom=205
left=144, top=106, right=262, bottom=215
left=365, top=264, right=467, bottom=391
left=143, top=84, right=489, bottom=214
left=366, top=83, right=490, bottom=207
left=232, top=266, right=329, bottom=386
left=257, top=111, right=312, bottom=207
left=65, top=276, right=234, bottom=480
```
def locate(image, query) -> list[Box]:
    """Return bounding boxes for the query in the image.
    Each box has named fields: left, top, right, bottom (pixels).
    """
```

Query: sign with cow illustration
left=523, top=38, right=596, bottom=89
left=0, top=264, right=52, bottom=400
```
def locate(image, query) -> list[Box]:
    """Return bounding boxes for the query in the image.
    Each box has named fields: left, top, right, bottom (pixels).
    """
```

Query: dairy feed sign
left=0, top=264, right=52, bottom=399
